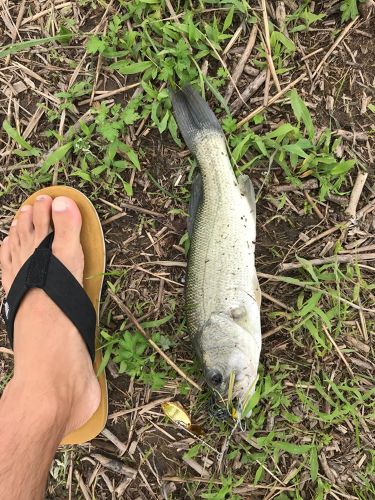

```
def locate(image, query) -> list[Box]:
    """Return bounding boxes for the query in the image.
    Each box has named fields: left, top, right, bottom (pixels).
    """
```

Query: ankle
left=1, top=378, right=70, bottom=437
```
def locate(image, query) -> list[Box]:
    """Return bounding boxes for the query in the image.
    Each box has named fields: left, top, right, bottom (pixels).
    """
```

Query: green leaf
left=117, top=142, right=140, bottom=170
left=40, top=142, right=73, bottom=173
left=122, top=179, right=133, bottom=197
left=97, top=344, right=113, bottom=376
left=330, top=159, right=355, bottom=175
left=142, top=314, right=173, bottom=329
left=283, top=143, right=310, bottom=158
left=270, top=31, right=296, bottom=53
left=71, top=170, right=92, bottom=183
left=296, top=257, right=320, bottom=283
left=272, top=441, right=312, bottom=454
left=289, top=89, right=315, bottom=139
left=223, top=6, right=235, bottom=32
left=183, top=444, right=201, bottom=460
left=110, top=60, right=153, bottom=75
left=253, top=464, right=264, bottom=485
left=299, top=292, right=322, bottom=316
left=340, top=0, right=359, bottom=22
left=97, top=122, right=120, bottom=142
left=266, top=123, right=296, bottom=139
left=305, top=319, right=328, bottom=350
left=86, top=36, right=107, bottom=54
left=3, top=120, right=40, bottom=155
left=0, top=34, right=74, bottom=58
left=310, top=447, right=319, bottom=481
left=57, top=27, right=74, bottom=45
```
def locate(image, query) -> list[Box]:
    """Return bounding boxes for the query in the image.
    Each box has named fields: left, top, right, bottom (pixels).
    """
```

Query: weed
left=99, top=308, right=175, bottom=390
left=340, top=0, right=362, bottom=22
left=228, top=88, right=355, bottom=200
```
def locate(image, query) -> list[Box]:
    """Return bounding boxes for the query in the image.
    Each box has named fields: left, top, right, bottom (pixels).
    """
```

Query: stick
left=236, top=73, right=306, bottom=128
left=263, top=67, right=271, bottom=105
left=21, top=2, right=73, bottom=24
left=339, top=244, right=375, bottom=254
left=230, top=70, right=267, bottom=115
left=74, top=471, right=91, bottom=500
left=261, top=291, right=293, bottom=311
left=304, top=190, right=324, bottom=220
left=301, top=47, right=324, bottom=61
left=78, top=82, right=141, bottom=106
left=5, top=0, right=26, bottom=65
left=101, top=428, right=128, bottom=455
left=203, top=36, right=243, bottom=102
left=223, top=22, right=244, bottom=55
left=261, top=0, right=281, bottom=92
left=321, top=324, right=354, bottom=377
left=300, top=224, right=345, bottom=249
left=346, top=171, right=368, bottom=218
left=0, top=347, right=13, bottom=356
left=279, top=253, right=375, bottom=271
left=109, top=292, right=202, bottom=391
left=334, top=129, right=368, bottom=142
left=225, top=24, right=258, bottom=102
left=121, top=202, right=164, bottom=218
left=312, top=17, right=359, bottom=78
left=274, top=179, right=318, bottom=193
left=109, top=397, right=173, bottom=420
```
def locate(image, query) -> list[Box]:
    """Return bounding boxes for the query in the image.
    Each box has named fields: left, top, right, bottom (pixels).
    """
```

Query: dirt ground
left=0, top=1, right=374, bottom=499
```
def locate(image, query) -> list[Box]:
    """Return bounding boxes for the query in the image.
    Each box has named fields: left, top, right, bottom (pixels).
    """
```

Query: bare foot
left=0, top=195, right=101, bottom=436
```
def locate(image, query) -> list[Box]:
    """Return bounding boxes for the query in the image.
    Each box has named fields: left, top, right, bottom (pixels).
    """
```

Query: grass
left=0, top=0, right=374, bottom=498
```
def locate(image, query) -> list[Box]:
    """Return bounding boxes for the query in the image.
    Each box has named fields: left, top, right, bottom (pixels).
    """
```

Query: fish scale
left=186, top=135, right=257, bottom=337
left=171, top=86, right=262, bottom=405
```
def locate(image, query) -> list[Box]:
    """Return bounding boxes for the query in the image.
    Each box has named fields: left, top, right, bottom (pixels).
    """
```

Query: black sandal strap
left=4, top=233, right=96, bottom=361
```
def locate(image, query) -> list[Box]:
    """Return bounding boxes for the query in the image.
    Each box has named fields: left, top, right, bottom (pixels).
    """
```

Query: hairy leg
left=0, top=196, right=100, bottom=500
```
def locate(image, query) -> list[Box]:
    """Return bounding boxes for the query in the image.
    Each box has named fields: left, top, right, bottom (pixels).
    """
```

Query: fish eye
left=207, top=369, right=223, bottom=386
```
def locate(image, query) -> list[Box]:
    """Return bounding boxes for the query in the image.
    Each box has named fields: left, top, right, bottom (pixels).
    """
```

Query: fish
left=170, top=86, right=262, bottom=410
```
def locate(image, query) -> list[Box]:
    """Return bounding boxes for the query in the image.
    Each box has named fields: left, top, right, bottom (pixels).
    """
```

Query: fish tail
left=170, top=85, right=224, bottom=153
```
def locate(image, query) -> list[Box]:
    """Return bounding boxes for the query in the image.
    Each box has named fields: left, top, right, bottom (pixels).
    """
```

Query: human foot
left=0, top=195, right=101, bottom=436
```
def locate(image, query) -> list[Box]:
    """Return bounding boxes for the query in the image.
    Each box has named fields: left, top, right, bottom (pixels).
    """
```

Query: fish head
left=196, top=311, right=261, bottom=403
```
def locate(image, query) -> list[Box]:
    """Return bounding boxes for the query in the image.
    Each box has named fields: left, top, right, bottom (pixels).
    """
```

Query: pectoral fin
left=238, top=174, right=256, bottom=222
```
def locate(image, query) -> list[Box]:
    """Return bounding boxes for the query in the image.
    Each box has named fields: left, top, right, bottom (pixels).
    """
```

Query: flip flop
left=3, top=186, right=108, bottom=445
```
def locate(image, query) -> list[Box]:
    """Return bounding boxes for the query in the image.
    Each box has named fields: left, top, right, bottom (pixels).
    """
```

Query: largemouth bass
left=171, top=86, right=262, bottom=407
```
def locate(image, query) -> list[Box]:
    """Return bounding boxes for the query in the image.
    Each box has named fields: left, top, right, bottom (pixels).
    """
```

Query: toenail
left=11, top=220, right=17, bottom=227
left=20, top=205, right=31, bottom=212
left=53, top=198, right=69, bottom=212
left=36, top=195, right=48, bottom=201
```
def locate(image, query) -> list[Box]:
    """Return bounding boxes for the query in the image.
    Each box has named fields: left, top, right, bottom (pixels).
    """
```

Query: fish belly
left=187, top=184, right=257, bottom=336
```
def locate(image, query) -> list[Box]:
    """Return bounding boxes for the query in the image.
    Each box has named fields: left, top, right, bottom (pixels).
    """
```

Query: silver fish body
left=171, top=87, right=262, bottom=402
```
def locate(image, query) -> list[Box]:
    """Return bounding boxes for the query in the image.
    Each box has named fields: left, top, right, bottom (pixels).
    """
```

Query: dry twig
left=225, top=24, right=258, bottom=102
left=321, top=324, right=354, bottom=377
left=346, top=171, right=368, bottom=218
left=236, top=73, right=306, bottom=128
left=261, top=0, right=281, bottom=92
left=280, top=253, right=375, bottom=271
left=230, top=70, right=267, bottom=115
left=312, top=17, right=359, bottom=78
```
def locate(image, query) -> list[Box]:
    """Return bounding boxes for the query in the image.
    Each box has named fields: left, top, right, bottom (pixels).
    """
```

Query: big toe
left=52, top=197, right=84, bottom=282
